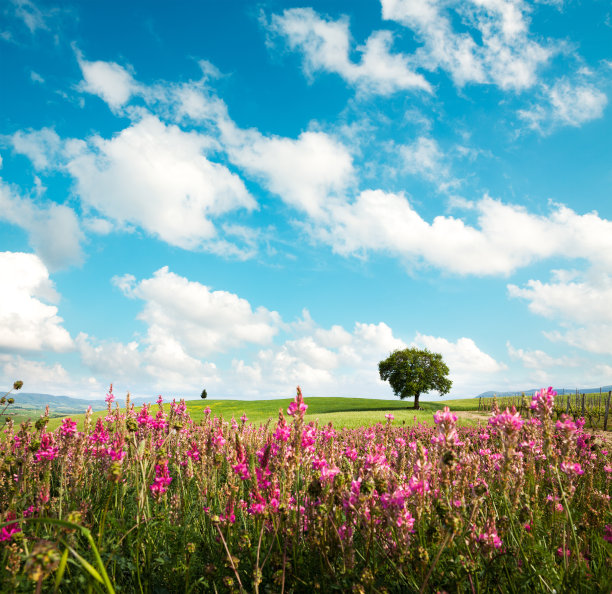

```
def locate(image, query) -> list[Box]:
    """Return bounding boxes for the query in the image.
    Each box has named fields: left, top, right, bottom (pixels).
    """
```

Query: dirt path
left=453, top=411, right=612, bottom=443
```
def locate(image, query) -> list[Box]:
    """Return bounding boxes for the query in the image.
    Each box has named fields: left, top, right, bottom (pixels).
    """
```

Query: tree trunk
left=413, top=392, right=420, bottom=410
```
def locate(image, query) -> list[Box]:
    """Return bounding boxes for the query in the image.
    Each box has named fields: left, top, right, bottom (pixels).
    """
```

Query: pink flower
left=0, top=512, right=20, bottom=542
left=232, top=460, right=251, bottom=481
left=556, top=415, right=578, bottom=434
left=530, top=387, right=556, bottom=418
left=213, top=430, right=226, bottom=450
left=287, top=386, right=308, bottom=417
left=488, top=407, right=524, bottom=436
left=560, top=461, right=584, bottom=476
left=273, top=423, right=291, bottom=442
left=604, top=525, right=612, bottom=543
left=478, top=526, right=502, bottom=550
left=385, top=413, right=395, bottom=421
left=433, top=406, right=459, bottom=446
left=434, top=406, right=457, bottom=427
left=60, top=417, right=77, bottom=438
left=320, top=465, right=340, bottom=482
left=557, top=546, right=571, bottom=558
left=150, top=462, right=172, bottom=498
left=344, top=447, right=358, bottom=461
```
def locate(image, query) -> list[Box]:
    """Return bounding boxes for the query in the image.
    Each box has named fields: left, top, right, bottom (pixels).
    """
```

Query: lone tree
left=200, top=388, right=207, bottom=399
left=378, top=348, right=452, bottom=409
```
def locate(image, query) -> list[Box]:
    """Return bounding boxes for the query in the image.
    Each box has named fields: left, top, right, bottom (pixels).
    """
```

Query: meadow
left=1, top=386, right=611, bottom=592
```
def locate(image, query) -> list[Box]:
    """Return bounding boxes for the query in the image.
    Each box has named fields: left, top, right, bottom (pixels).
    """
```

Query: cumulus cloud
left=508, top=270, right=612, bottom=324
left=73, top=266, right=505, bottom=398
left=314, top=193, right=612, bottom=276
left=76, top=53, right=139, bottom=110
left=509, top=271, right=612, bottom=355
left=519, top=78, right=608, bottom=132
left=10, top=127, right=62, bottom=170
left=221, top=121, right=354, bottom=217
left=0, top=252, right=73, bottom=352
left=506, top=342, right=577, bottom=369
left=231, top=320, right=408, bottom=397
left=381, top=0, right=552, bottom=90
left=0, top=179, right=84, bottom=270
left=77, top=267, right=282, bottom=394
left=65, top=115, right=256, bottom=250
left=114, top=267, right=282, bottom=357
left=268, top=7, right=431, bottom=94
left=414, top=333, right=506, bottom=375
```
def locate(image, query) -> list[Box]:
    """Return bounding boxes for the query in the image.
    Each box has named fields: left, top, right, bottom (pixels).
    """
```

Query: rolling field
left=41, top=396, right=483, bottom=432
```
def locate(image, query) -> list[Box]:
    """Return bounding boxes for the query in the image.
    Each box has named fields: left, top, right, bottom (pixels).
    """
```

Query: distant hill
left=5, top=392, right=164, bottom=415
left=477, top=386, right=612, bottom=398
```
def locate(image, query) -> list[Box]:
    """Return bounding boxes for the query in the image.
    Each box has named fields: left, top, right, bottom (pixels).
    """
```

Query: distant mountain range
left=477, top=386, right=612, bottom=398
left=4, top=392, right=167, bottom=415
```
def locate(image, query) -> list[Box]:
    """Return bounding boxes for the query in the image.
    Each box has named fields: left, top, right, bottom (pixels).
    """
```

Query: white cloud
left=314, top=193, right=612, bottom=276
left=414, top=333, right=506, bottom=374
left=231, top=320, right=407, bottom=397
left=381, top=0, right=552, bottom=90
left=10, top=0, right=49, bottom=34
left=221, top=122, right=354, bottom=217
left=400, top=136, right=453, bottom=187
left=65, top=115, right=256, bottom=250
left=509, top=272, right=612, bottom=355
left=0, top=252, right=73, bottom=353
left=268, top=7, right=431, bottom=94
left=114, top=266, right=282, bottom=357
left=506, top=342, right=577, bottom=369
left=76, top=54, right=139, bottom=110
left=0, top=179, right=84, bottom=270
left=520, top=78, right=607, bottom=131
left=10, top=127, right=62, bottom=170
left=508, top=273, right=612, bottom=325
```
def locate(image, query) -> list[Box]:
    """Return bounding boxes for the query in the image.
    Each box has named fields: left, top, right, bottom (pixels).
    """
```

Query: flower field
left=1, top=386, right=611, bottom=593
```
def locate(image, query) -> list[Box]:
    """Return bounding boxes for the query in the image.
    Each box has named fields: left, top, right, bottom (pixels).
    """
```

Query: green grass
left=37, top=396, right=483, bottom=432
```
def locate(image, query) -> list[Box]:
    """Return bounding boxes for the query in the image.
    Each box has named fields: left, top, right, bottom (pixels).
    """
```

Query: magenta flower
left=488, top=407, right=524, bottom=436
left=530, top=387, right=556, bottom=418
left=59, top=417, right=77, bottom=438
left=150, top=462, right=172, bottom=498
left=287, top=386, right=308, bottom=417
left=0, top=513, right=21, bottom=542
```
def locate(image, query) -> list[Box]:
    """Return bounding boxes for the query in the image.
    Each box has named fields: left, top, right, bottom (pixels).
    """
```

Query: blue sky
left=1, top=0, right=611, bottom=401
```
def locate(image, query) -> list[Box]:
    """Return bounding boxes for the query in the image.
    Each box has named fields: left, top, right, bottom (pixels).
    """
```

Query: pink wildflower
left=530, top=387, right=556, bottom=418
left=287, top=386, right=308, bottom=417
left=213, top=430, right=226, bottom=450
left=560, top=461, right=584, bottom=476
left=0, top=512, right=21, bottom=542
left=488, top=407, right=524, bottom=436
left=433, top=406, right=459, bottom=446
left=59, top=417, right=77, bottom=438
left=150, top=462, right=172, bottom=498
left=556, top=415, right=578, bottom=434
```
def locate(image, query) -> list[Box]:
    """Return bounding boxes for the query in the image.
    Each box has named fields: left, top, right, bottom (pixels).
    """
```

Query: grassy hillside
left=37, top=396, right=483, bottom=432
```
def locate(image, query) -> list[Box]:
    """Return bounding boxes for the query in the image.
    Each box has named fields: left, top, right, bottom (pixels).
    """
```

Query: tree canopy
left=378, top=348, right=452, bottom=409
